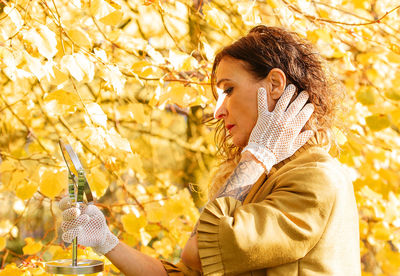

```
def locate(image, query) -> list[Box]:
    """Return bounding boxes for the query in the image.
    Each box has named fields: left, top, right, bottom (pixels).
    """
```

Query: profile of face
left=214, top=56, right=287, bottom=147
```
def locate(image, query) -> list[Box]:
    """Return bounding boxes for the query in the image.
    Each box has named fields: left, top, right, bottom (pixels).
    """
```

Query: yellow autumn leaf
left=87, top=167, right=109, bottom=198
left=203, top=5, right=227, bottom=30
left=108, top=128, right=132, bottom=152
left=0, top=160, right=15, bottom=173
left=352, top=0, right=370, bottom=9
left=0, top=263, right=24, bottom=276
left=86, top=103, right=108, bottom=128
left=168, top=50, right=198, bottom=71
left=366, top=68, right=380, bottom=83
left=68, top=28, right=92, bottom=49
left=60, top=54, right=84, bottom=82
left=60, top=53, right=94, bottom=82
left=356, top=86, right=375, bottom=106
left=332, top=127, right=347, bottom=145
left=390, top=109, right=400, bottom=128
left=103, top=64, right=126, bottom=95
left=306, top=29, right=332, bottom=44
left=7, top=170, right=28, bottom=191
left=131, top=103, right=146, bottom=124
left=153, top=237, right=174, bottom=257
left=36, top=24, right=58, bottom=59
left=376, top=244, right=400, bottom=275
left=44, top=89, right=80, bottom=116
left=23, top=24, right=58, bottom=59
left=23, top=237, right=43, bottom=255
left=359, top=220, right=369, bottom=239
left=0, top=6, right=23, bottom=42
left=49, top=65, right=69, bottom=86
left=121, top=213, right=147, bottom=235
left=16, top=180, right=38, bottom=200
left=99, top=10, right=124, bottom=26
left=39, top=168, right=66, bottom=199
left=90, top=0, right=115, bottom=19
left=166, top=84, right=198, bottom=107
left=0, top=237, right=6, bottom=251
left=139, top=229, right=152, bottom=246
left=144, top=202, right=164, bottom=223
left=385, top=88, right=400, bottom=101
left=202, top=40, right=215, bottom=61
left=365, top=114, right=391, bottom=131
left=237, top=1, right=261, bottom=25
left=267, top=0, right=280, bottom=9
left=23, top=51, right=47, bottom=80
left=131, top=61, right=157, bottom=78
left=121, top=232, right=139, bottom=247
left=127, top=153, right=145, bottom=177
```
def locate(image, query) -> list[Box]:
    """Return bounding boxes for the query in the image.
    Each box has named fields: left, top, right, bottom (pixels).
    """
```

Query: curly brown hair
left=208, top=25, right=345, bottom=198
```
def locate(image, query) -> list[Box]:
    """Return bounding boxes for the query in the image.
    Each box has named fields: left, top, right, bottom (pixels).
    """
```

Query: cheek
left=242, top=101, right=258, bottom=131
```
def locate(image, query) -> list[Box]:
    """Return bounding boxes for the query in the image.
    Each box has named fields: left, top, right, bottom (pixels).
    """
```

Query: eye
left=223, top=87, right=233, bottom=95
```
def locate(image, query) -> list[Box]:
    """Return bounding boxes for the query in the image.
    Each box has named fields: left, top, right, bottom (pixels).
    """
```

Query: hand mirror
left=45, top=139, right=103, bottom=274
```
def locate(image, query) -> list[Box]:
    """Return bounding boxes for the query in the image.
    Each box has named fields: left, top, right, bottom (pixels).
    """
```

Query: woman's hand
left=59, top=196, right=119, bottom=255
left=242, top=84, right=314, bottom=173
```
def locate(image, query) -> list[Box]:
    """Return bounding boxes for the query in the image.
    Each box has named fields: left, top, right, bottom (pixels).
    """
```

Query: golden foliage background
left=0, top=0, right=399, bottom=275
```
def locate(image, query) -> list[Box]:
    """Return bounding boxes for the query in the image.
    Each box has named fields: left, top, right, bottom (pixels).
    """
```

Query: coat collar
left=243, top=131, right=328, bottom=204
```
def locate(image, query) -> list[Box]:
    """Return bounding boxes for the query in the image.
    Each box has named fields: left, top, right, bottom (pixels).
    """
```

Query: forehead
left=216, top=57, right=250, bottom=84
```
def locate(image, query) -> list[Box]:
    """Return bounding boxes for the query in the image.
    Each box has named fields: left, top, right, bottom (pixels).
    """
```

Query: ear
left=265, top=68, right=286, bottom=100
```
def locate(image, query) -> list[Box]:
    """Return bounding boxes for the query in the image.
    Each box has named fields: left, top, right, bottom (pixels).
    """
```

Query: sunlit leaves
left=160, top=83, right=199, bottom=108
left=0, top=264, right=24, bottom=276
left=49, top=65, right=69, bottom=85
left=356, top=87, right=375, bottom=106
left=0, top=6, right=23, bottom=42
left=86, top=103, right=108, bottom=128
left=131, top=61, right=162, bottom=78
left=68, top=28, right=92, bottom=50
left=15, top=180, right=38, bottom=200
left=168, top=50, right=199, bottom=71
left=87, top=167, right=109, bottom=198
left=99, top=10, right=124, bottom=26
left=385, top=88, right=400, bottom=101
left=22, top=238, right=42, bottom=255
left=90, top=0, right=115, bottom=19
left=128, top=103, right=146, bottom=124
left=22, top=24, right=58, bottom=60
left=44, top=90, right=79, bottom=116
left=365, top=114, right=391, bottom=131
left=102, top=65, right=125, bottom=95
left=236, top=1, right=261, bottom=26
left=121, top=213, right=147, bottom=235
left=0, top=0, right=399, bottom=274
left=61, top=53, right=95, bottom=82
left=203, top=4, right=229, bottom=31
left=39, top=168, right=66, bottom=199
left=0, top=237, right=6, bottom=251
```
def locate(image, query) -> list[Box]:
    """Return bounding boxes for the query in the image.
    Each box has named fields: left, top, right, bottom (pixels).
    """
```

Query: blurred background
left=0, top=0, right=399, bottom=275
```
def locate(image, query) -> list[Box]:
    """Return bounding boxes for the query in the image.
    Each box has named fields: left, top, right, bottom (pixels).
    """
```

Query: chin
left=232, top=135, right=249, bottom=148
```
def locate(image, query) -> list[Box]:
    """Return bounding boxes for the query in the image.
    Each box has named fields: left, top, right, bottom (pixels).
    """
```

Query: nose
left=214, top=89, right=227, bottom=119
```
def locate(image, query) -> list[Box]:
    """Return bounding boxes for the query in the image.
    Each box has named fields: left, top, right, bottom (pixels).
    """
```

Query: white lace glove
left=59, top=197, right=119, bottom=255
left=242, top=84, right=314, bottom=173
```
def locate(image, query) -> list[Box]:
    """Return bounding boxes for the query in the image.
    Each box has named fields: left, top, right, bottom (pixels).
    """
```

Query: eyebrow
left=216, top=78, right=231, bottom=88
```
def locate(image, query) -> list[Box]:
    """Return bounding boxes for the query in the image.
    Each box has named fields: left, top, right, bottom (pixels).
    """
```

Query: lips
left=226, top=124, right=235, bottom=131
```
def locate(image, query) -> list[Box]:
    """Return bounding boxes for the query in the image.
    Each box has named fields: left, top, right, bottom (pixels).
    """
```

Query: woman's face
left=214, top=57, right=262, bottom=147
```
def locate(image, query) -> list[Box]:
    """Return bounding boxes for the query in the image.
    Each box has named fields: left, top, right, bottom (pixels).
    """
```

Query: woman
left=59, top=26, right=361, bottom=275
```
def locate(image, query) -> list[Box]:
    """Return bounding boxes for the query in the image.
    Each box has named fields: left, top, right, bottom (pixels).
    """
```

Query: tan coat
left=162, top=140, right=361, bottom=275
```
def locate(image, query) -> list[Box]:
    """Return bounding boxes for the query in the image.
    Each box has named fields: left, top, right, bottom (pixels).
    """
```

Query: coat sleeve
left=160, top=260, right=201, bottom=276
left=197, top=165, right=337, bottom=275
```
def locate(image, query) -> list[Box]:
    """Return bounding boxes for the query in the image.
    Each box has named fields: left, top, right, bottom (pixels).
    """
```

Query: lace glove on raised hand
left=59, top=197, right=119, bottom=255
left=242, top=84, right=314, bottom=173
